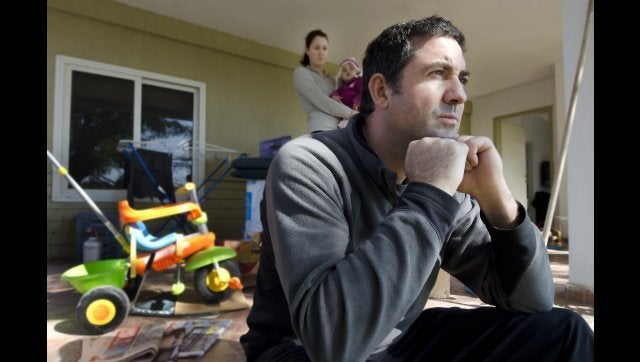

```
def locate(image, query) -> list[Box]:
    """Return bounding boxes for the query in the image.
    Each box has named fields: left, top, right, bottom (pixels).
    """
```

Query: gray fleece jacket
left=240, top=115, right=555, bottom=362
left=293, top=66, right=354, bottom=133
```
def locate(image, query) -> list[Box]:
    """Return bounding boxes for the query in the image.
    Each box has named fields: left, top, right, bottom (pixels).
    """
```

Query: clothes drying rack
left=117, top=139, right=247, bottom=235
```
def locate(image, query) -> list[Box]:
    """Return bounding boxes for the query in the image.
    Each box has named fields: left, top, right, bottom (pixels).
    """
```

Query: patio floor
left=46, top=250, right=592, bottom=361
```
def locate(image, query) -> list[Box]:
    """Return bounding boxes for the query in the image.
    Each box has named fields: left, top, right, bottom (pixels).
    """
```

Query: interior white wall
left=471, top=77, right=554, bottom=138
left=494, top=115, right=551, bottom=224
left=563, top=0, right=594, bottom=289
left=525, top=119, right=552, bottom=186
left=500, top=121, right=528, bottom=207
left=524, top=119, right=552, bottom=221
left=553, top=61, right=569, bottom=221
left=470, top=78, right=561, bottom=223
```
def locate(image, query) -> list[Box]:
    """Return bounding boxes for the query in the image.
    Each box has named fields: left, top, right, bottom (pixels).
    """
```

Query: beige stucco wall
left=46, top=0, right=323, bottom=259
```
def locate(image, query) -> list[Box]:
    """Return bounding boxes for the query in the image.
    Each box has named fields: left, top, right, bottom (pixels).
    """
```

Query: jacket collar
left=347, top=114, right=406, bottom=199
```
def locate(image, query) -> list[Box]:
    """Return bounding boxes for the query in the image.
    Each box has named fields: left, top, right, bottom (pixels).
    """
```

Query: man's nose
left=444, top=78, right=467, bottom=105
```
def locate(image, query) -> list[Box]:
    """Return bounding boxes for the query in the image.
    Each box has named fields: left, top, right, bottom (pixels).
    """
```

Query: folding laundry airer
left=47, top=149, right=243, bottom=335
left=115, top=139, right=248, bottom=237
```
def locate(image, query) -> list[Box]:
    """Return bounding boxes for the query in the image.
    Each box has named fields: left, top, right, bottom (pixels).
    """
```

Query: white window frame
left=52, top=55, right=206, bottom=202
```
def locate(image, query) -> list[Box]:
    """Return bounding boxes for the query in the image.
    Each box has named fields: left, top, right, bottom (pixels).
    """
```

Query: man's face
left=386, top=36, right=468, bottom=140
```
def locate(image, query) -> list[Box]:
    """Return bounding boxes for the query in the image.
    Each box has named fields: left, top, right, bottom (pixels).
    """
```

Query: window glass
left=52, top=56, right=205, bottom=202
left=69, top=71, right=133, bottom=189
left=141, top=84, right=194, bottom=186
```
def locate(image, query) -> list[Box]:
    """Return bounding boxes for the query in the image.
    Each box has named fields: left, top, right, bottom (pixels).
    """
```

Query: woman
left=293, top=29, right=357, bottom=133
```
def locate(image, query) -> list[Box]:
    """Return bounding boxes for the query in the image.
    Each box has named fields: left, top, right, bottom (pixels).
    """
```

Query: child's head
left=336, top=57, right=362, bottom=86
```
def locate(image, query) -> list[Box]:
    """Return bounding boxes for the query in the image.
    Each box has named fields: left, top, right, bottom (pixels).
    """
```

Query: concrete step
left=548, top=249, right=568, bottom=263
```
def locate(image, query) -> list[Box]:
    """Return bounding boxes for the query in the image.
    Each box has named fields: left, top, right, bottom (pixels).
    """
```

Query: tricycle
left=47, top=150, right=243, bottom=334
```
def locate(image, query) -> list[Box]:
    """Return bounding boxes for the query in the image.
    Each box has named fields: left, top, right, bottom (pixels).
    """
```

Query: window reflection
left=141, top=84, right=194, bottom=186
left=69, top=71, right=133, bottom=189
left=68, top=71, right=195, bottom=191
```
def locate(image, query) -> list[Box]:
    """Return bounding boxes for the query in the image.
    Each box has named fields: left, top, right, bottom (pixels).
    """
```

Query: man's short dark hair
left=359, top=16, right=466, bottom=118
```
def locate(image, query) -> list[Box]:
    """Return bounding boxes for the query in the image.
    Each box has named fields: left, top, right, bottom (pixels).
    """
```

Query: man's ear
left=368, top=73, right=391, bottom=109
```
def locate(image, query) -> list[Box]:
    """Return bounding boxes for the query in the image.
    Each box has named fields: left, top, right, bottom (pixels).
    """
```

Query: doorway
left=493, top=106, right=553, bottom=225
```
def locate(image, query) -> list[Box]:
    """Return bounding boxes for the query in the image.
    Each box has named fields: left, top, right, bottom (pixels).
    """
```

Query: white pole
left=542, top=0, right=594, bottom=246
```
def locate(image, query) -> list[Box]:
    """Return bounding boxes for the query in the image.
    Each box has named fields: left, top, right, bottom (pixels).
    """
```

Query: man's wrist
left=488, top=200, right=523, bottom=230
left=476, top=188, right=520, bottom=229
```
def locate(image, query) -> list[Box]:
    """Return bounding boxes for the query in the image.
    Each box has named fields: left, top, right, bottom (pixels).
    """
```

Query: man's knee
left=537, top=307, right=593, bottom=341
left=546, top=308, right=590, bottom=327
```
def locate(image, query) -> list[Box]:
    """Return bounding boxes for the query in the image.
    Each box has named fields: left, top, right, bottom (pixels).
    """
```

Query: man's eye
left=459, top=76, right=469, bottom=85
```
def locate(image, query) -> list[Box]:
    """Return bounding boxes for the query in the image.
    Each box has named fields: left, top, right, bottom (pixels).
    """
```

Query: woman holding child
left=293, top=29, right=358, bottom=133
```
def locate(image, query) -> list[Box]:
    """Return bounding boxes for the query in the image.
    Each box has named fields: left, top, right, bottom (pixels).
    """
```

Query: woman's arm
left=293, top=67, right=354, bottom=119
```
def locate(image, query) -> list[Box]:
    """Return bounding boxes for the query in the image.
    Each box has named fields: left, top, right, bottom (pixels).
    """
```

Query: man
left=241, top=16, right=594, bottom=362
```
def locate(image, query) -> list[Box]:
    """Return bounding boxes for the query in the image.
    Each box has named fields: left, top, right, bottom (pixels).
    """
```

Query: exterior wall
left=563, top=0, right=594, bottom=290
left=46, top=0, right=313, bottom=259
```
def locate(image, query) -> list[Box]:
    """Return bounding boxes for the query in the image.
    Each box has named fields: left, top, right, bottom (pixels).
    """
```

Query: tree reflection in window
left=69, top=72, right=133, bottom=189
left=68, top=71, right=195, bottom=190
left=141, top=84, right=193, bottom=186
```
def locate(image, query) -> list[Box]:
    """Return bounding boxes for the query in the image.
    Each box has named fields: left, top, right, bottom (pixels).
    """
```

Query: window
left=52, top=56, right=206, bottom=202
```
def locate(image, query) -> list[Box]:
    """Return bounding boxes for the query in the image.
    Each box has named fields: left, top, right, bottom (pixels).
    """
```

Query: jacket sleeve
left=265, top=138, right=461, bottom=361
left=441, top=194, right=555, bottom=313
left=293, top=67, right=353, bottom=119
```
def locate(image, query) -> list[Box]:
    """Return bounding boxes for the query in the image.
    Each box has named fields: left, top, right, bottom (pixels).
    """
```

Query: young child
left=330, top=57, right=363, bottom=128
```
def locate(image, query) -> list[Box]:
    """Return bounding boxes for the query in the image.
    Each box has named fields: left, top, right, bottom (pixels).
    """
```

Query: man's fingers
left=464, top=140, right=479, bottom=168
left=458, top=136, right=495, bottom=169
left=465, top=160, right=473, bottom=171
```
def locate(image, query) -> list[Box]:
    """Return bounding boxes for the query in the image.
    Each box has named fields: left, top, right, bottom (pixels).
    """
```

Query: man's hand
left=456, top=136, right=504, bottom=196
left=405, top=137, right=469, bottom=195
left=457, top=136, right=519, bottom=228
